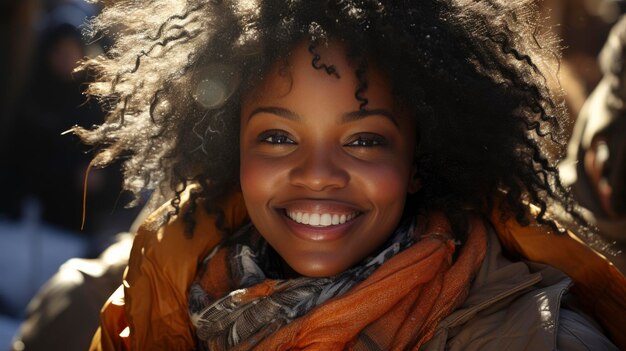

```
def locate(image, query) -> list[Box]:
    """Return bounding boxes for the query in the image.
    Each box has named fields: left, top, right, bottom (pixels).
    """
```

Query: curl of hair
left=73, top=0, right=590, bottom=240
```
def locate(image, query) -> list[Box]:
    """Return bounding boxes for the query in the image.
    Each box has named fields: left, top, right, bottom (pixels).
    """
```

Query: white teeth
left=309, top=213, right=320, bottom=226
left=321, top=214, right=332, bottom=226
left=286, top=210, right=359, bottom=227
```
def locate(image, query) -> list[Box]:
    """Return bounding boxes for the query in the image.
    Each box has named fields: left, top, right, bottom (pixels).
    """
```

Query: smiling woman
left=71, top=0, right=624, bottom=350
left=240, top=41, right=417, bottom=277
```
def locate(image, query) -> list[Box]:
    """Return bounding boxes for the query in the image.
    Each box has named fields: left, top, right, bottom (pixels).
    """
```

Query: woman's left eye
left=346, top=134, right=387, bottom=147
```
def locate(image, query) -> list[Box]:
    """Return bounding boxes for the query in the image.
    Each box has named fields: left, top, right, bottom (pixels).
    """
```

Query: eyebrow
left=247, top=106, right=398, bottom=127
left=248, top=107, right=300, bottom=121
left=341, top=109, right=398, bottom=127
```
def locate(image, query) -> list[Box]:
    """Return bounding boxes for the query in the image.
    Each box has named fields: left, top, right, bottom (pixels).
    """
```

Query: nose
left=289, top=147, right=350, bottom=191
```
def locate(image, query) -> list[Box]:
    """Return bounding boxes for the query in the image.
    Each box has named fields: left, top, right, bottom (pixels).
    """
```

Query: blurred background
left=1, top=0, right=140, bottom=349
left=0, top=0, right=625, bottom=350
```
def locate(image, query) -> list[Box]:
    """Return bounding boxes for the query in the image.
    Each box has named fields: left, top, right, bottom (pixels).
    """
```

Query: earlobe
left=408, top=178, right=421, bottom=194
left=407, top=164, right=421, bottom=194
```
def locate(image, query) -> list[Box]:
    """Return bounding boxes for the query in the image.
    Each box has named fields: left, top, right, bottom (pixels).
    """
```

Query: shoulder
left=122, top=189, right=248, bottom=349
left=423, top=222, right=618, bottom=351
left=126, top=189, right=247, bottom=284
left=488, top=207, right=626, bottom=349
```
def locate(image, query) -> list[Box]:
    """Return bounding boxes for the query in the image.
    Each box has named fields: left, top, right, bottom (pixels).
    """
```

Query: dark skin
left=239, top=41, right=419, bottom=277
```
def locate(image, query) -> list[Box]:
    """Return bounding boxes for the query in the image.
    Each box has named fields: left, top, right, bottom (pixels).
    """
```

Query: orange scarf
left=92, top=194, right=487, bottom=350
left=214, top=213, right=487, bottom=351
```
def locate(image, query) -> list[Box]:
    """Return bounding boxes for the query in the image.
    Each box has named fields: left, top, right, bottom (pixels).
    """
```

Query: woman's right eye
left=258, top=130, right=296, bottom=145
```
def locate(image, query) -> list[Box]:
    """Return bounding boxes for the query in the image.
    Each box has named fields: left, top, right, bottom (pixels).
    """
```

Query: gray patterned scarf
left=188, top=217, right=416, bottom=350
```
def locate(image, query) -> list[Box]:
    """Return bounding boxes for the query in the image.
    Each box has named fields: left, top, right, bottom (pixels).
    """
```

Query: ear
left=407, top=162, right=421, bottom=194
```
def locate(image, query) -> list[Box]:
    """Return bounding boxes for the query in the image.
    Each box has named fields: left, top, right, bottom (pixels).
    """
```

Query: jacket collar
left=423, top=221, right=571, bottom=351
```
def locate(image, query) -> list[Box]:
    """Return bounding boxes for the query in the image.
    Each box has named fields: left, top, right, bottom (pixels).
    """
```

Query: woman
left=74, top=0, right=624, bottom=349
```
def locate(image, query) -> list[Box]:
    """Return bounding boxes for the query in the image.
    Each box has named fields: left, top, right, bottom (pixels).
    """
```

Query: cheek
left=353, top=159, right=412, bottom=208
left=240, top=156, right=277, bottom=232
left=240, top=156, right=269, bottom=202
left=240, top=155, right=290, bottom=204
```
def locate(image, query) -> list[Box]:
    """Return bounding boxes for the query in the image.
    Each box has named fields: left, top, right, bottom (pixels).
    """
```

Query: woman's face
left=240, top=41, right=418, bottom=277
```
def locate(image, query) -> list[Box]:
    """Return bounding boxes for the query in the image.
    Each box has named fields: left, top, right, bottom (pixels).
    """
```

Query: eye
left=258, top=130, right=296, bottom=145
left=346, top=134, right=387, bottom=147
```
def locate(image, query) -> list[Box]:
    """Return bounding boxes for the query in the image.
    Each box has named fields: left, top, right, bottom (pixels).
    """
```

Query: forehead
left=241, top=40, right=397, bottom=113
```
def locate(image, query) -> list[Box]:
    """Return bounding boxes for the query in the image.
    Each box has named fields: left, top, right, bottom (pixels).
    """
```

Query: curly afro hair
left=73, top=0, right=588, bottom=239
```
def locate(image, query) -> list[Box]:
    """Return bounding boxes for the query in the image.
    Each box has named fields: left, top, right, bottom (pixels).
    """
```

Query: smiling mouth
left=284, top=210, right=361, bottom=227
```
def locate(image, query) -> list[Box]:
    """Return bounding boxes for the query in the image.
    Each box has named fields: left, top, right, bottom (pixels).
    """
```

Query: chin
left=284, top=253, right=350, bottom=278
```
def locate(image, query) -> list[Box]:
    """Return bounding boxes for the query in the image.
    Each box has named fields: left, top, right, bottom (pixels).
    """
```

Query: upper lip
left=273, top=199, right=365, bottom=215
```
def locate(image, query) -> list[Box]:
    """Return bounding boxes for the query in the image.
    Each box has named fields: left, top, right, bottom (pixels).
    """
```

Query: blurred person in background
left=0, top=0, right=138, bottom=349
left=538, top=0, right=626, bottom=271
left=6, top=0, right=129, bottom=239
left=561, top=14, right=626, bottom=272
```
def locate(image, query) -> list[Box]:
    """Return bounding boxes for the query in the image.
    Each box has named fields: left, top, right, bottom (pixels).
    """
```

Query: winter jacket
left=90, top=191, right=625, bottom=350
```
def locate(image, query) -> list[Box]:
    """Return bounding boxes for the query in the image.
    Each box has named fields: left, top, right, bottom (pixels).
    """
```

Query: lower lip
left=280, top=210, right=361, bottom=242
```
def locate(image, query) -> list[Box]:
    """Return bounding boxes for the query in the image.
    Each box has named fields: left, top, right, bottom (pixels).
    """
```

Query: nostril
left=288, top=154, right=350, bottom=191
